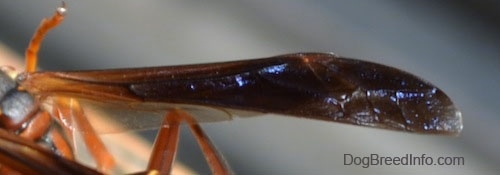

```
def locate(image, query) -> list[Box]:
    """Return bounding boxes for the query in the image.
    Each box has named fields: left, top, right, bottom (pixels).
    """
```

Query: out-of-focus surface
left=0, top=1, right=498, bottom=174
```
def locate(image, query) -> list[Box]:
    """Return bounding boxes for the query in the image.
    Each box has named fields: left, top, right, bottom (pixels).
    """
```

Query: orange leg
left=52, top=97, right=115, bottom=172
left=0, top=110, right=71, bottom=174
left=147, top=109, right=231, bottom=175
left=19, top=111, right=51, bottom=140
left=52, top=98, right=77, bottom=149
left=25, top=2, right=66, bottom=72
left=147, top=110, right=181, bottom=174
left=47, top=128, right=74, bottom=160
left=18, top=110, right=74, bottom=160
left=180, top=110, right=232, bottom=175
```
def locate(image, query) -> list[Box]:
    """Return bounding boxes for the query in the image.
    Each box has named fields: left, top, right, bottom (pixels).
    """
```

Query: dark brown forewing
left=21, top=53, right=462, bottom=135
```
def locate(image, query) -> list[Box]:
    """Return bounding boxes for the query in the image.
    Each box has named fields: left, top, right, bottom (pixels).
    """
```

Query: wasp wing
left=23, top=53, right=462, bottom=135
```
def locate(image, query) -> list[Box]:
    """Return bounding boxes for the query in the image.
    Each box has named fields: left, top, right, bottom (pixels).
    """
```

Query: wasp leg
left=179, top=110, right=232, bottom=175
left=147, top=110, right=181, bottom=174
left=19, top=111, right=50, bottom=141
left=53, top=97, right=114, bottom=172
left=17, top=110, right=74, bottom=160
left=146, top=109, right=232, bottom=175
left=47, top=127, right=74, bottom=160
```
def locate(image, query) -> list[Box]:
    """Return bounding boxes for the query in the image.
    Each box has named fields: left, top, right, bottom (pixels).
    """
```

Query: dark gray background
left=0, top=1, right=499, bottom=174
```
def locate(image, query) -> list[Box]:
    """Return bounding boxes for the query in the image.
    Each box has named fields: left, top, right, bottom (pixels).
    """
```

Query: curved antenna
left=25, top=2, right=67, bottom=73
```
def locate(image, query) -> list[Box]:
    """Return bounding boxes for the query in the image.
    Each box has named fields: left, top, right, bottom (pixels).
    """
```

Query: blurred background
left=0, top=0, right=499, bottom=174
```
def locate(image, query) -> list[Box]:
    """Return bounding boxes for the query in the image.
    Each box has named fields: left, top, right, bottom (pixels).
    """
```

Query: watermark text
left=344, top=153, right=464, bottom=168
